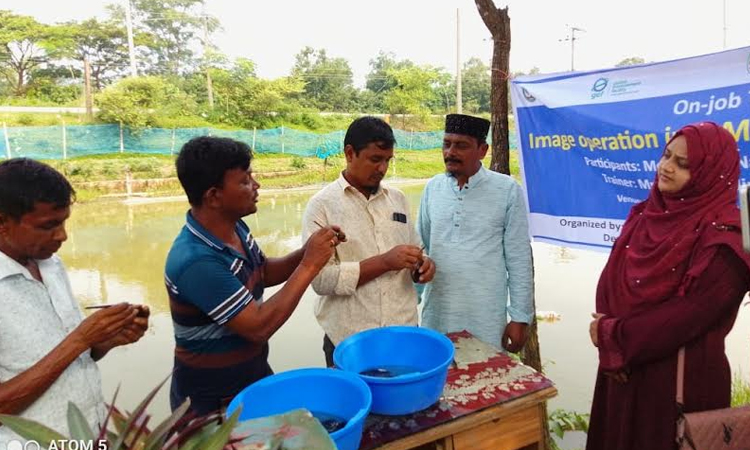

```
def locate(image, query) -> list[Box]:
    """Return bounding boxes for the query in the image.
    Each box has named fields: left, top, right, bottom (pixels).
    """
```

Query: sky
left=5, top=0, right=749, bottom=87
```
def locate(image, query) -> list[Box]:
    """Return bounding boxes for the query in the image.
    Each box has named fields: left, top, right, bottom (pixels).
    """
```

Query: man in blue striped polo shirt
left=165, top=137, right=343, bottom=415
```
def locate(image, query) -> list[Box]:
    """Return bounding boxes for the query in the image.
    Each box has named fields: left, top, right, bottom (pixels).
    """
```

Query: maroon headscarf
left=597, top=122, right=750, bottom=317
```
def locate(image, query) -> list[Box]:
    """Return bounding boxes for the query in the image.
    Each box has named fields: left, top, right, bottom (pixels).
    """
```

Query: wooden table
left=359, top=331, right=557, bottom=450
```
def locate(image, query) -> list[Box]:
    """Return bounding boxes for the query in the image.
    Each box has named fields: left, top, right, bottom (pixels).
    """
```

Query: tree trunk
left=84, top=59, right=94, bottom=120
left=473, top=2, right=551, bottom=449
left=15, top=68, right=25, bottom=97
left=206, top=68, right=215, bottom=110
left=489, top=37, right=511, bottom=175
left=521, top=260, right=542, bottom=373
left=474, top=0, right=511, bottom=175
left=92, top=66, right=103, bottom=91
left=520, top=264, right=550, bottom=450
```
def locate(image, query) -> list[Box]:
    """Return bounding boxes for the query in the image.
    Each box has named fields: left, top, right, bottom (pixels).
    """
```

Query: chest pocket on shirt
left=387, top=211, right=412, bottom=244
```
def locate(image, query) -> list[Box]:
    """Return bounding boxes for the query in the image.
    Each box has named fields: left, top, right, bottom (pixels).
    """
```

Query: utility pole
left=569, top=26, right=584, bottom=71
left=84, top=59, right=93, bottom=119
left=560, top=25, right=585, bottom=72
left=125, top=0, right=138, bottom=77
left=456, top=8, right=463, bottom=114
left=203, top=12, right=215, bottom=110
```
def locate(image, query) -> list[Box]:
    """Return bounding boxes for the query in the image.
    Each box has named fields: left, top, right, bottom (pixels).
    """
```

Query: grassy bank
left=0, top=112, right=101, bottom=127
left=42, top=149, right=520, bottom=202
left=732, top=372, right=750, bottom=407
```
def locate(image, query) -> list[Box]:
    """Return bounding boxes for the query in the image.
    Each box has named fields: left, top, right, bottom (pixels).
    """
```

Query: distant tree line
left=0, top=2, right=646, bottom=131
left=0, top=1, right=494, bottom=130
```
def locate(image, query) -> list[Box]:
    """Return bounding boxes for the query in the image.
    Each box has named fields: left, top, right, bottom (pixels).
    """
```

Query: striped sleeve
left=175, top=258, right=255, bottom=325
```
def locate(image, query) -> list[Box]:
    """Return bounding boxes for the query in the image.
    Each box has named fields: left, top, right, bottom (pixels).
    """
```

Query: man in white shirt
left=0, top=158, right=149, bottom=441
left=302, top=117, right=436, bottom=366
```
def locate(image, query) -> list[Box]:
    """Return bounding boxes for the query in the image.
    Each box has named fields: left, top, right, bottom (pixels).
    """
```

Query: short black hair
left=176, top=136, right=252, bottom=206
left=344, top=116, right=396, bottom=155
left=0, top=158, right=75, bottom=220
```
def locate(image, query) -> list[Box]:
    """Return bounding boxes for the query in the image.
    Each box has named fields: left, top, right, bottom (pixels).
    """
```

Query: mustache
left=444, top=158, right=461, bottom=163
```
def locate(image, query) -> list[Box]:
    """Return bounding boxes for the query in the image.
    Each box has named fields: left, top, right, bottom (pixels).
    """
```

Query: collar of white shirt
left=335, top=171, right=391, bottom=197
left=0, top=249, right=32, bottom=281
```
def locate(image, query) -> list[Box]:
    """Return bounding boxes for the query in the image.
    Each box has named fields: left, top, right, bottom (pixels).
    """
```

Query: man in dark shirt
left=165, top=136, right=343, bottom=415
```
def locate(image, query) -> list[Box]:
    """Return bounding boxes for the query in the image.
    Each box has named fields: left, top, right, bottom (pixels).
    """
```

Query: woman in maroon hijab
left=586, top=122, right=750, bottom=450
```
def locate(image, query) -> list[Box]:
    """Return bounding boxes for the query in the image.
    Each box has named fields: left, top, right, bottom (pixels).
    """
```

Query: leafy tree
left=210, top=58, right=304, bottom=127
left=427, top=68, right=454, bottom=114
left=96, top=76, right=197, bottom=128
left=62, top=18, right=130, bottom=90
left=25, top=65, right=81, bottom=104
left=382, top=65, right=441, bottom=124
left=615, top=56, right=646, bottom=67
left=365, top=51, right=415, bottom=111
left=107, top=0, right=218, bottom=75
left=366, top=53, right=453, bottom=115
left=355, top=89, right=381, bottom=113
left=365, top=51, right=414, bottom=92
left=0, top=74, right=11, bottom=97
left=173, top=56, right=229, bottom=111
left=229, top=57, right=256, bottom=79
left=510, top=67, right=541, bottom=79
left=291, top=47, right=356, bottom=112
left=461, top=57, right=491, bottom=113
left=0, top=10, right=61, bottom=96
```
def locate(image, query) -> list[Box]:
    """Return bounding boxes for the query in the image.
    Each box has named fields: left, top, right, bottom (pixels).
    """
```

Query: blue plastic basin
left=226, top=368, right=372, bottom=450
left=334, top=326, right=455, bottom=415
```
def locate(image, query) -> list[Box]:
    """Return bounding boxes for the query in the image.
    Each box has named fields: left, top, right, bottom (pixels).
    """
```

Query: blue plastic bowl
left=226, top=368, right=372, bottom=450
left=334, top=326, right=455, bottom=415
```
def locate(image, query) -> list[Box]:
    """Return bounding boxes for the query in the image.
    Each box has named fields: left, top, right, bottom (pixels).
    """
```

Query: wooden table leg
left=435, top=436, right=454, bottom=450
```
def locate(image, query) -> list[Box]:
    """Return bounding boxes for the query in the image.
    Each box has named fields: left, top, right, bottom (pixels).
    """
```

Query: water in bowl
left=311, top=411, right=348, bottom=433
left=359, top=365, right=421, bottom=378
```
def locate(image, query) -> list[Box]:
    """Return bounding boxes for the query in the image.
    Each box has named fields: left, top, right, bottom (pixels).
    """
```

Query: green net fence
left=0, top=124, right=517, bottom=160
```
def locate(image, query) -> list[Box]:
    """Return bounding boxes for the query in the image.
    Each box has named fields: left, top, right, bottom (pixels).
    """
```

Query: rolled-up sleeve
left=312, top=261, right=360, bottom=296
left=503, top=183, right=534, bottom=324
left=302, top=196, right=361, bottom=296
